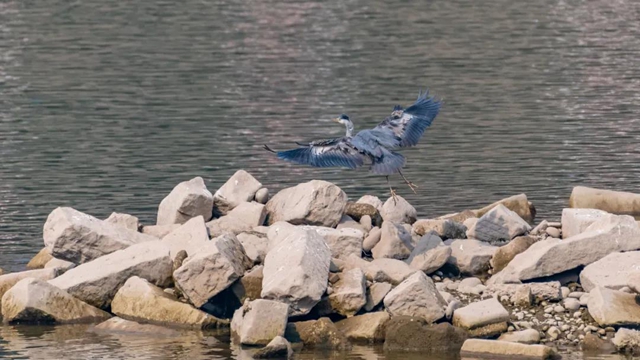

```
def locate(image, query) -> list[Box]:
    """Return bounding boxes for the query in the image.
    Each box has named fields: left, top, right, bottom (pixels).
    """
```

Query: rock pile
left=3, top=173, right=640, bottom=359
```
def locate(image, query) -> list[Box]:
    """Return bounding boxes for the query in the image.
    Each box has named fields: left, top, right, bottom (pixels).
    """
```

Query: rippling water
left=1, top=0, right=639, bottom=358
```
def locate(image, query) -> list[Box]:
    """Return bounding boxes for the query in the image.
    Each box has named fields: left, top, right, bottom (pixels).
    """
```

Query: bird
left=264, top=89, right=442, bottom=202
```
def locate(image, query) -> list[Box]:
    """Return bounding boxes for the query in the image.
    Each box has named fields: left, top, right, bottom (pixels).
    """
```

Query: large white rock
left=448, top=240, right=498, bottom=275
left=383, top=271, right=446, bottom=323
left=213, top=170, right=263, bottom=215
left=207, top=201, right=267, bottom=237
left=491, top=215, right=640, bottom=283
left=265, top=180, right=347, bottom=228
left=302, top=226, right=364, bottom=260
left=452, top=298, right=509, bottom=337
left=161, top=216, right=210, bottom=260
left=111, top=276, right=226, bottom=329
left=266, top=221, right=298, bottom=251
left=328, top=268, right=367, bottom=317
left=561, top=208, right=608, bottom=239
left=261, top=228, right=331, bottom=316
left=372, top=221, right=413, bottom=260
left=569, top=186, right=640, bottom=219
left=370, top=258, right=417, bottom=285
left=380, top=195, right=417, bottom=224
left=105, top=212, right=140, bottom=232
left=157, top=177, right=213, bottom=225
left=49, top=241, right=172, bottom=309
left=173, top=234, right=248, bottom=307
left=230, top=299, right=289, bottom=345
left=0, top=268, right=60, bottom=308
left=466, top=205, right=531, bottom=242
left=1, top=278, right=111, bottom=324
left=43, top=207, right=157, bottom=264
left=587, top=287, right=640, bottom=327
left=580, top=251, right=640, bottom=292
left=407, top=232, right=452, bottom=274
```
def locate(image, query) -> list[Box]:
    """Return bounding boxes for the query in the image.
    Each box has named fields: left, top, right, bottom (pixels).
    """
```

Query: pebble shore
left=2, top=170, right=640, bottom=359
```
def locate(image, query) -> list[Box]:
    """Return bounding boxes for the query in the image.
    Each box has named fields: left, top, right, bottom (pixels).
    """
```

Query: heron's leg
left=386, top=176, right=398, bottom=205
left=398, top=170, right=418, bottom=194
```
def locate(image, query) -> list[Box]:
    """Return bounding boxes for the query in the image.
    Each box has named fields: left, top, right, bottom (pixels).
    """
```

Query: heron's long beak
left=332, top=118, right=341, bottom=123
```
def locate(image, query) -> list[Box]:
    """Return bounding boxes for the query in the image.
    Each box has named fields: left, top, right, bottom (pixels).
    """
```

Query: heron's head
left=391, top=105, right=404, bottom=119
left=333, top=114, right=351, bottom=125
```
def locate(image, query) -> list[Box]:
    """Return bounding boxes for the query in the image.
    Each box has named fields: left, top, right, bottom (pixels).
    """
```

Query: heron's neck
left=344, top=121, right=354, bottom=137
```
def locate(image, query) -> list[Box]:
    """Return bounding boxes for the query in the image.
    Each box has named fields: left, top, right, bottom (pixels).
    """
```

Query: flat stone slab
left=0, top=268, right=60, bottom=308
left=580, top=251, right=640, bottom=292
left=561, top=208, right=608, bottom=239
left=453, top=298, right=509, bottom=334
left=461, top=339, right=557, bottom=359
left=569, top=186, right=640, bottom=219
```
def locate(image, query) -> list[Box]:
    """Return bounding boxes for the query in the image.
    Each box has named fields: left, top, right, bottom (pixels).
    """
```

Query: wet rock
left=569, top=186, right=640, bottom=219
left=383, top=271, right=446, bottom=323
left=412, top=219, right=466, bottom=239
left=105, top=212, right=140, bottom=231
left=561, top=208, right=608, bottom=239
left=237, top=232, right=267, bottom=264
left=406, top=232, right=451, bottom=274
left=1, top=278, right=111, bottom=324
left=490, top=236, right=538, bottom=273
left=261, top=228, right=331, bottom=316
left=49, top=241, right=172, bottom=309
left=253, top=336, right=293, bottom=359
left=364, top=282, right=392, bottom=311
left=174, top=234, right=248, bottom=307
left=254, top=187, right=269, bottom=204
left=461, top=339, right=557, bottom=359
left=213, top=170, right=262, bottom=215
left=490, top=214, right=640, bottom=283
left=44, top=258, right=76, bottom=273
left=453, top=298, right=510, bottom=338
left=231, top=299, right=289, bottom=345
left=380, top=195, right=417, bottom=224
left=231, top=265, right=263, bottom=303
left=498, top=328, right=540, bottom=344
left=335, top=312, right=389, bottom=343
left=383, top=317, right=468, bottom=353
left=370, top=258, right=417, bottom=285
left=285, top=317, right=350, bottom=350
left=111, top=276, right=226, bottom=329
left=303, top=226, right=364, bottom=260
left=467, top=204, right=531, bottom=243
left=93, top=317, right=180, bottom=336
left=372, top=221, right=413, bottom=260
left=362, top=227, right=381, bottom=252
left=473, top=193, right=536, bottom=223
left=328, top=268, right=366, bottom=317
left=580, top=251, right=640, bottom=292
left=587, top=287, right=640, bottom=327
left=613, top=328, right=640, bottom=355
left=44, top=207, right=157, bottom=264
left=157, top=177, right=213, bottom=225
left=582, top=332, right=616, bottom=353
left=485, top=282, right=562, bottom=303
left=0, top=268, right=60, bottom=308
left=448, top=239, right=498, bottom=275
left=160, top=216, right=209, bottom=260
left=26, top=248, right=53, bottom=269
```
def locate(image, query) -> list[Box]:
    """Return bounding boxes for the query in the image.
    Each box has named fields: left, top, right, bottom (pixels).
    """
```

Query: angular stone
left=328, top=268, right=366, bottom=317
left=406, top=232, right=451, bottom=274
left=491, top=215, right=640, bottom=283
left=364, top=282, right=392, bottom=312
left=383, top=317, right=468, bottom=353
left=613, top=328, right=640, bottom=354
left=231, top=299, right=289, bottom=345
left=141, top=224, right=181, bottom=239
left=26, top=247, right=53, bottom=269
left=362, top=227, right=381, bottom=252
left=372, top=221, right=413, bottom=260
left=1, top=278, right=111, bottom=324
left=587, top=287, right=640, bottom=327
left=512, top=286, right=533, bottom=307
left=213, top=170, right=263, bottom=215
left=261, top=228, right=331, bottom=316
left=44, top=207, right=157, bottom=264
left=473, top=194, right=536, bottom=223
left=105, top=212, right=140, bottom=232
left=467, top=205, right=531, bottom=242
left=453, top=298, right=510, bottom=338
left=490, top=235, right=538, bottom=273
left=580, top=251, right=640, bottom=292
left=356, top=195, right=383, bottom=212
left=160, top=216, right=209, bottom=260
left=335, top=312, right=389, bottom=343
left=111, top=276, right=226, bottom=329
left=383, top=272, right=446, bottom=323
left=157, top=177, right=213, bottom=225
left=370, top=258, right=416, bottom=285
left=44, top=258, right=76, bottom=273
left=207, top=201, right=266, bottom=237
left=302, top=226, right=364, bottom=260
left=461, top=339, right=557, bottom=359
left=285, top=317, right=350, bottom=350
left=231, top=266, right=263, bottom=303
left=93, top=317, right=179, bottom=336
left=253, top=336, right=293, bottom=359
left=570, top=186, right=640, bottom=220
left=413, top=219, right=466, bottom=239
left=254, top=187, right=269, bottom=205
left=174, top=234, right=248, bottom=307
left=380, top=195, right=417, bottom=224
left=498, top=328, right=540, bottom=344
left=448, top=240, right=498, bottom=275
left=265, top=221, right=297, bottom=251
left=237, top=232, right=267, bottom=264
left=561, top=208, right=608, bottom=239
left=0, top=268, right=60, bottom=308
left=485, top=282, right=562, bottom=303
left=48, top=241, right=172, bottom=309
left=265, top=180, right=347, bottom=227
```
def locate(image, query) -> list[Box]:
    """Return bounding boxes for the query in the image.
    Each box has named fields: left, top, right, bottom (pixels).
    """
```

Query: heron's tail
left=370, top=148, right=405, bottom=175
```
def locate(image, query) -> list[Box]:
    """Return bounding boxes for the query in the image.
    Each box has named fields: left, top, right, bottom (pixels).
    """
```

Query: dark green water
left=1, top=0, right=639, bottom=358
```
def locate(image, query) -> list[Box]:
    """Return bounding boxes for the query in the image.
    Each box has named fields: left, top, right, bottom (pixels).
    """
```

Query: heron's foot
left=406, top=181, right=418, bottom=194
left=390, top=188, right=398, bottom=205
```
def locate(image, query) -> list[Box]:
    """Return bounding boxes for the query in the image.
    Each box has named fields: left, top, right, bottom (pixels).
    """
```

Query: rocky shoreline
left=2, top=170, right=640, bottom=359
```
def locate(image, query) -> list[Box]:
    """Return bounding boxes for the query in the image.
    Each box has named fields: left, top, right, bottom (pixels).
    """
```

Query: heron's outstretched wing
left=372, top=89, right=442, bottom=148
left=264, top=137, right=366, bottom=169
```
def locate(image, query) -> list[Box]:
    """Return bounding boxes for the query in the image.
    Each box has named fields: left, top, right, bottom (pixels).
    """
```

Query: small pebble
left=561, top=324, right=570, bottom=331
left=553, top=305, right=565, bottom=314
left=432, top=275, right=442, bottom=282
left=561, top=286, right=571, bottom=299
left=546, top=227, right=560, bottom=238
left=544, top=307, right=554, bottom=314
left=573, top=311, right=581, bottom=319
left=598, top=329, right=606, bottom=336
left=605, top=327, right=615, bottom=333
left=569, top=291, right=585, bottom=299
